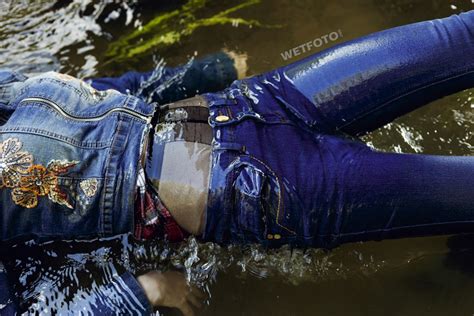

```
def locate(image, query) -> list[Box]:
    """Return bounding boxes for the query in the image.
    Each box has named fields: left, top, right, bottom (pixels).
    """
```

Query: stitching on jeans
left=312, top=220, right=474, bottom=238
left=245, top=154, right=296, bottom=235
left=339, top=69, right=474, bottom=131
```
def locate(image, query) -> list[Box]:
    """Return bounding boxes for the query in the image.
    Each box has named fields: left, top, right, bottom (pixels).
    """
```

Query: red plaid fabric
left=134, top=169, right=188, bottom=242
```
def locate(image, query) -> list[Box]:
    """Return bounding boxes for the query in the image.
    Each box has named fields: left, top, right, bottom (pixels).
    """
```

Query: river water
left=1, top=0, right=473, bottom=315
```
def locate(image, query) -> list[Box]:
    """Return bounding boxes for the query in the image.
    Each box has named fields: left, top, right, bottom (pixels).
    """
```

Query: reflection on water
left=1, top=0, right=474, bottom=315
left=104, top=0, right=278, bottom=65
left=4, top=234, right=458, bottom=315
left=0, top=0, right=107, bottom=74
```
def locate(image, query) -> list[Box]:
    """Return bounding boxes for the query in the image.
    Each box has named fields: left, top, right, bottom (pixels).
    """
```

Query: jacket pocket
left=0, top=134, right=106, bottom=242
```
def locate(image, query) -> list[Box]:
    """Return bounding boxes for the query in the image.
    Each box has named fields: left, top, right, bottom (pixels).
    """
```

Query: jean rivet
left=267, top=234, right=274, bottom=240
left=215, top=115, right=230, bottom=122
left=274, top=234, right=281, bottom=240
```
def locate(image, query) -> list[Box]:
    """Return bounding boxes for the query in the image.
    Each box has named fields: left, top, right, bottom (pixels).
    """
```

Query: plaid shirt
left=134, top=168, right=188, bottom=242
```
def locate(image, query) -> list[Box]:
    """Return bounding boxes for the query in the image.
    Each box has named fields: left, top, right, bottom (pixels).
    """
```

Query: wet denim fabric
left=0, top=264, right=151, bottom=316
left=202, top=11, right=474, bottom=249
left=0, top=70, right=154, bottom=315
left=90, top=51, right=237, bottom=105
left=0, top=71, right=154, bottom=243
left=0, top=52, right=239, bottom=315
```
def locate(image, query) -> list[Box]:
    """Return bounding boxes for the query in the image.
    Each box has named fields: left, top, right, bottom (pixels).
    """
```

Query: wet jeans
left=202, top=10, right=474, bottom=248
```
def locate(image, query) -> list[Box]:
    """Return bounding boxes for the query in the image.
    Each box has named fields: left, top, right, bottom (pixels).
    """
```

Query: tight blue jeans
left=85, top=11, right=474, bottom=249
left=202, top=11, right=474, bottom=248
left=1, top=10, right=474, bottom=315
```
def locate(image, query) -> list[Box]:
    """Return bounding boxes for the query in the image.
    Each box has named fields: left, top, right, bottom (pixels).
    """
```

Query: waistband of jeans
left=203, top=79, right=268, bottom=129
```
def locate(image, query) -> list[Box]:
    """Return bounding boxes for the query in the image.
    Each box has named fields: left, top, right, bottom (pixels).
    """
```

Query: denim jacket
left=0, top=69, right=154, bottom=314
left=0, top=51, right=238, bottom=315
left=0, top=70, right=154, bottom=243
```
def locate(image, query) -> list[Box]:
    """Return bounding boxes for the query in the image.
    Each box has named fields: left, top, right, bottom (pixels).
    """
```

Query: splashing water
left=3, top=234, right=417, bottom=314
left=136, top=55, right=196, bottom=104
left=1, top=0, right=474, bottom=315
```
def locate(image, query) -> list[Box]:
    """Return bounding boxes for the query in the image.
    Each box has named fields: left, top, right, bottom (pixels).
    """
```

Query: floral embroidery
left=19, top=165, right=57, bottom=196
left=0, top=138, right=79, bottom=209
left=80, top=178, right=98, bottom=198
left=11, top=188, right=38, bottom=209
left=0, top=138, right=33, bottom=188
left=47, top=160, right=78, bottom=175
left=48, top=185, right=74, bottom=209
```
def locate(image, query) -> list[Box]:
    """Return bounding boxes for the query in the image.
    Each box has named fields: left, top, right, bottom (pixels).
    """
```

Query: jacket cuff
left=119, top=271, right=153, bottom=314
left=196, top=51, right=238, bottom=90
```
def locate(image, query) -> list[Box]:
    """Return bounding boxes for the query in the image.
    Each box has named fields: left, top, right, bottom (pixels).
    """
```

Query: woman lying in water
left=1, top=9, right=474, bottom=316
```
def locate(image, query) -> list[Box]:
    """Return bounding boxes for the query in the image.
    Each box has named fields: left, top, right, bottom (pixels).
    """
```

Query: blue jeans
left=202, top=11, right=474, bottom=249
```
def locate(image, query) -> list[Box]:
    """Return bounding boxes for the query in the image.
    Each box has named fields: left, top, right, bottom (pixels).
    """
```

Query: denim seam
left=56, top=175, right=105, bottom=179
left=298, top=220, right=474, bottom=239
left=124, top=94, right=155, bottom=117
left=13, top=102, right=120, bottom=123
left=107, top=116, right=131, bottom=235
left=242, top=154, right=296, bottom=235
left=101, top=118, right=125, bottom=235
left=0, top=126, right=111, bottom=148
left=18, top=77, right=86, bottom=100
left=338, top=68, right=474, bottom=131
left=17, top=99, right=149, bottom=124
left=17, top=80, right=152, bottom=119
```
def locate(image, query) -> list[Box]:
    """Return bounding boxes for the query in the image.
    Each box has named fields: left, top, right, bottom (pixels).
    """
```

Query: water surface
left=1, top=0, right=474, bottom=315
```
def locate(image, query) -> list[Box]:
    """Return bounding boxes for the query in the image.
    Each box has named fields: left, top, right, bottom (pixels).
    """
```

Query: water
left=1, top=0, right=474, bottom=315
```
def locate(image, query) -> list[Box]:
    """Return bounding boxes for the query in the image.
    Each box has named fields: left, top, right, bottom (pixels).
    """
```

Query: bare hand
left=137, top=270, right=206, bottom=316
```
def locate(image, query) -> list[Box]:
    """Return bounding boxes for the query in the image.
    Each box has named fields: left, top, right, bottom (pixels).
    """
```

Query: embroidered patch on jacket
left=0, top=138, right=79, bottom=209
left=80, top=178, right=98, bottom=198
left=0, top=137, right=33, bottom=188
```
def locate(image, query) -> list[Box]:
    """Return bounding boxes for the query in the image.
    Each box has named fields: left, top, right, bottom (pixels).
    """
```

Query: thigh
left=230, top=117, right=372, bottom=246
left=335, top=150, right=474, bottom=245
left=235, top=121, right=474, bottom=248
left=277, top=11, right=474, bottom=135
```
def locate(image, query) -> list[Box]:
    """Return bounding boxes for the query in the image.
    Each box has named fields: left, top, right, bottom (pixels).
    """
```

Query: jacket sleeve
left=0, top=262, right=152, bottom=315
left=88, top=271, right=153, bottom=315
left=0, top=69, right=28, bottom=125
left=0, top=261, right=19, bottom=315
left=89, top=51, right=237, bottom=104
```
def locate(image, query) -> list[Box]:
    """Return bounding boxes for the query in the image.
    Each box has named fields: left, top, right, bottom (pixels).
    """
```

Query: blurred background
left=1, top=0, right=474, bottom=315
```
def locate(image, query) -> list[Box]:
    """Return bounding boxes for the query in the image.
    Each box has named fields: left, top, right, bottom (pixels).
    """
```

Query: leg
left=271, top=10, right=474, bottom=136
left=256, top=131, right=474, bottom=249
left=332, top=150, right=474, bottom=247
left=204, top=53, right=474, bottom=248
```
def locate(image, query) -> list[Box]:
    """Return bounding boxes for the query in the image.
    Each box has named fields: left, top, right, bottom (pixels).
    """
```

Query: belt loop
left=212, top=141, right=246, bottom=153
